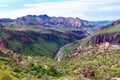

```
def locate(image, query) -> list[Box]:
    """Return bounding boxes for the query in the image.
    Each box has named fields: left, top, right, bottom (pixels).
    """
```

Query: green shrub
left=13, top=68, right=22, bottom=73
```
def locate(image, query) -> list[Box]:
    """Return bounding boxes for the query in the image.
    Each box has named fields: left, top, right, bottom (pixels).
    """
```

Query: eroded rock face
left=0, top=48, right=21, bottom=61
left=15, top=14, right=95, bottom=28
left=0, top=39, right=7, bottom=48
left=66, top=42, right=120, bottom=59
left=40, top=34, right=57, bottom=39
left=91, top=32, right=120, bottom=44
left=83, top=68, right=95, bottom=77
left=66, top=45, right=93, bottom=59
left=73, top=67, right=81, bottom=76
left=11, top=33, right=30, bottom=42
left=97, top=42, right=110, bottom=52
left=111, top=78, right=120, bottom=80
left=108, top=45, right=120, bottom=51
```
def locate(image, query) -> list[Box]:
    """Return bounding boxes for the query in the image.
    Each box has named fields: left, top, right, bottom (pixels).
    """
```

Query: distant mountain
left=16, top=15, right=111, bottom=28
left=0, top=14, right=111, bottom=31
left=101, top=19, right=120, bottom=29
left=0, top=18, right=14, bottom=23
left=15, top=14, right=94, bottom=28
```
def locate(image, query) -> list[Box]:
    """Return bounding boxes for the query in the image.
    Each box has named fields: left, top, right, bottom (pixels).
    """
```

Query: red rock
left=0, top=39, right=7, bottom=48
left=83, top=68, right=95, bottom=77
left=92, top=32, right=120, bottom=44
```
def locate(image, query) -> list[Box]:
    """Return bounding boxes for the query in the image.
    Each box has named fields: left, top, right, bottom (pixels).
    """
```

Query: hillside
left=0, top=27, right=89, bottom=57
left=50, top=20, right=120, bottom=80
left=0, top=15, right=117, bottom=80
left=0, top=15, right=111, bottom=58
left=1, top=43, right=120, bottom=80
left=59, top=19, right=120, bottom=59
left=0, top=48, right=63, bottom=80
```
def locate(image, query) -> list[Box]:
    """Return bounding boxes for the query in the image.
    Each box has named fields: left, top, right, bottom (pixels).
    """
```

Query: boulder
left=98, top=42, right=110, bottom=52
left=111, top=78, right=120, bottom=80
left=28, top=56, right=33, bottom=60
left=108, top=45, right=120, bottom=51
left=0, top=39, right=7, bottom=48
left=83, top=68, right=95, bottom=77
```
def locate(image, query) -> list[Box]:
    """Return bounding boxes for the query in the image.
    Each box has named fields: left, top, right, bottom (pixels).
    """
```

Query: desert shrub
left=1, top=76, right=12, bottom=80
left=13, top=68, right=22, bottom=73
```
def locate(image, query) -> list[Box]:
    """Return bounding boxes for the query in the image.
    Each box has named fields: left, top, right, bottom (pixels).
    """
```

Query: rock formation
left=91, top=32, right=120, bottom=44
left=66, top=42, right=120, bottom=59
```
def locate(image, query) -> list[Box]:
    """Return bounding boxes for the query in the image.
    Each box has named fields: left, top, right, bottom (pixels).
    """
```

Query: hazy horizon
left=0, top=0, right=120, bottom=21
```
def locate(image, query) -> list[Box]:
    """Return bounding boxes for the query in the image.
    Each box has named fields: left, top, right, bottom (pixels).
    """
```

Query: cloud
left=0, top=0, right=120, bottom=21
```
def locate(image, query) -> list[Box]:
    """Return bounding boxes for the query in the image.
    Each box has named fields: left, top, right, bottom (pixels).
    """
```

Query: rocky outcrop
left=111, top=78, right=120, bottom=80
left=83, top=67, right=95, bottom=77
left=90, top=20, right=120, bottom=44
left=108, top=45, right=120, bottom=51
left=40, top=34, right=57, bottom=39
left=0, top=39, right=7, bottom=48
left=10, top=33, right=30, bottom=42
left=2, top=29, right=30, bottom=42
left=0, top=48, right=21, bottom=61
left=73, top=66, right=95, bottom=77
left=91, top=32, right=120, bottom=44
left=15, top=33, right=30, bottom=42
left=97, top=42, right=110, bottom=52
left=66, top=45, right=94, bottom=59
left=66, top=42, right=120, bottom=59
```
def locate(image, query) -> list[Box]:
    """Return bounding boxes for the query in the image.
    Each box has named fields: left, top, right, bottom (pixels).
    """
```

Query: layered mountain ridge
left=0, top=14, right=111, bottom=30
left=0, top=14, right=120, bottom=80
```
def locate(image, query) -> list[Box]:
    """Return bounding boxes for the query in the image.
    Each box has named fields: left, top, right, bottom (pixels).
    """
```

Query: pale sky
left=0, top=0, right=120, bottom=21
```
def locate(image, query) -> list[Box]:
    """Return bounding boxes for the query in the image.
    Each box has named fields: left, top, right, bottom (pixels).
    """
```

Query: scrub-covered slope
left=0, top=27, right=89, bottom=57
left=60, top=19, right=120, bottom=59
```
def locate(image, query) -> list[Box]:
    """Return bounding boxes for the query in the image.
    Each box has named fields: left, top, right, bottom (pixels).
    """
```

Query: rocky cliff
left=1, top=14, right=110, bottom=30
left=91, top=20, right=120, bottom=44
left=91, top=32, right=120, bottom=44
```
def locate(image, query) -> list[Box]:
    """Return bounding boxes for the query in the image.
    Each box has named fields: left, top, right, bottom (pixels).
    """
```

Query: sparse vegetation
left=1, top=48, right=120, bottom=80
left=0, top=16, right=119, bottom=80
